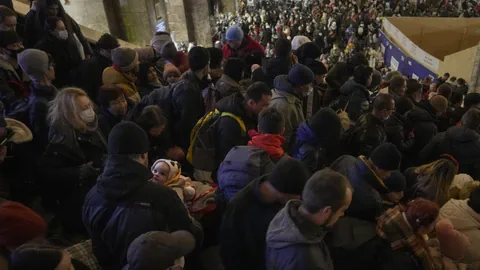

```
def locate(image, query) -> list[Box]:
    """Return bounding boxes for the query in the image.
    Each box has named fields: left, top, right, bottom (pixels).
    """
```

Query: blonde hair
left=47, top=87, right=91, bottom=131
left=415, top=159, right=458, bottom=206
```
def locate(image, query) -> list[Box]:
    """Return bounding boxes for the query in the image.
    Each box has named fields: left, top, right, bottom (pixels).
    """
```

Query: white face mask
left=55, top=30, right=68, bottom=40
left=80, top=107, right=96, bottom=123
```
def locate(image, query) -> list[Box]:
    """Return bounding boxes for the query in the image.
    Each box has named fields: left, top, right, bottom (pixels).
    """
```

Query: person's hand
left=0, top=146, right=7, bottom=164
left=79, top=161, right=100, bottom=181
left=167, top=147, right=185, bottom=161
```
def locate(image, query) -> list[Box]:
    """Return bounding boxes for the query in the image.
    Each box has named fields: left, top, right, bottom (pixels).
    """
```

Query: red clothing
left=248, top=130, right=285, bottom=159
left=222, top=35, right=265, bottom=60
left=172, top=51, right=189, bottom=74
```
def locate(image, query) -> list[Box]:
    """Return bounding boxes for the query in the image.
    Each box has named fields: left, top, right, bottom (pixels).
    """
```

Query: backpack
left=216, top=145, right=286, bottom=203
left=187, top=109, right=246, bottom=172
left=126, top=85, right=174, bottom=122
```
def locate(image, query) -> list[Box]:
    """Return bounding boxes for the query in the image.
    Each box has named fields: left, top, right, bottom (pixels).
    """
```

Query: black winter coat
left=72, top=52, right=112, bottom=101
left=263, top=57, right=291, bottom=89
left=0, top=59, right=27, bottom=117
left=333, top=79, right=370, bottom=122
left=384, top=112, right=414, bottom=152
left=171, top=70, right=207, bottom=150
left=403, top=107, right=438, bottom=168
left=82, top=155, right=202, bottom=270
left=215, top=92, right=256, bottom=167
left=349, top=113, right=387, bottom=157
left=324, top=62, right=352, bottom=106
left=35, top=34, right=83, bottom=88
left=220, top=176, right=284, bottom=270
left=420, top=126, right=480, bottom=179
left=28, top=84, right=58, bottom=156
left=98, top=108, right=123, bottom=138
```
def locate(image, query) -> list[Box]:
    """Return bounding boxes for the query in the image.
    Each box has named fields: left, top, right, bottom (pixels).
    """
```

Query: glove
left=79, top=162, right=100, bottom=182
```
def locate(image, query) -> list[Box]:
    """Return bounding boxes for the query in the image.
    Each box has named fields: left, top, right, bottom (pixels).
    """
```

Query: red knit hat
left=0, top=201, right=47, bottom=248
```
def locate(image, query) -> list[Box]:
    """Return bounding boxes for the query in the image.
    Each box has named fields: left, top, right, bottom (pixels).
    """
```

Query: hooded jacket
left=264, top=56, right=292, bottom=89
left=82, top=155, right=202, bottom=270
left=222, top=34, right=265, bottom=60
left=440, top=199, right=480, bottom=263
left=290, top=123, right=328, bottom=173
left=215, top=92, right=256, bottom=166
left=420, top=126, right=480, bottom=179
left=330, top=155, right=389, bottom=222
left=323, top=61, right=352, bottom=106
left=269, top=75, right=305, bottom=151
left=336, top=79, right=370, bottom=122
left=219, top=176, right=284, bottom=270
left=403, top=107, right=438, bottom=167
left=216, top=74, right=243, bottom=100
left=266, top=200, right=334, bottom=270
left=102, top=66, right=141, bottom=104
left=348, top=113, right=387, bottom=157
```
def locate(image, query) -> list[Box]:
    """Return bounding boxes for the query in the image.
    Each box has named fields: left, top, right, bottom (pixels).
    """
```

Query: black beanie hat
left=96, top=33, right=120, bottom=50
left=383, top=171, right=406, bottom=192
left=370, top=143, right=402, bottom=171
left=287, top=64, right=314, bottom=87
left=296, top=42, right=321, bottom=64
left=267, top=158, right=310, bottom=195
left=188, top=46, right=210, bottom=71
left=308, top=108, right=341, bottom=142
left=0, top=30, right=20, bottom=48
left=207, top=47, right=223, bottom=68
left=304, top=59, right=327, bottom=76
left=108, top=121, right=150, bottom=155
left=464, top=93, right=480, bottom=108
left=396, top=97, right=414, bottom=115
left=223, top=58, right=244, bottom=82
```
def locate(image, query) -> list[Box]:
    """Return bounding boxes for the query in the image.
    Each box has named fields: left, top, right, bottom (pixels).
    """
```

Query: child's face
left=387, top=191, right=404, bottom=204
left=167, top=74, right=180, bottom=84
left=152, top=162, right=170, bottom=185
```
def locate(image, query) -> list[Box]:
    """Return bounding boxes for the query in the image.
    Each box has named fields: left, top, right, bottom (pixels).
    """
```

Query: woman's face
left=149, top=125, right=165, bottom=137
left=76, top=95, right=92, bottom=113
left=56, top=250, right=74, bottom=270
left=47, top=4, right=59, bottom=16
left=147, top=66, right=159, bottom=83
left=109, top=95, right=127, bottom=116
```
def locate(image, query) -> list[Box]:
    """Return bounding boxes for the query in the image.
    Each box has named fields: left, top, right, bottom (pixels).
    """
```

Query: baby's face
left=152, top=162, right=170, bottom=185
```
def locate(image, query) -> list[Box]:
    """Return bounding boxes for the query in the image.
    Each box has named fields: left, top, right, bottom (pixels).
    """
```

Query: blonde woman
left=39, top=87, right=107, bottom=234
left=404, top=158, right=458, bottom=207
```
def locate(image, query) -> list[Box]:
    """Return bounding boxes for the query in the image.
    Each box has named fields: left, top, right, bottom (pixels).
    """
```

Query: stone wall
left=117, top=0, right=154, bottom=46
left=219, top=0, right=236, bottom=14
left=165, top=0, right=189, bottom=42
left=184, top=0, right=212, bottom=46
left=63, top=0, right=109, bottom=34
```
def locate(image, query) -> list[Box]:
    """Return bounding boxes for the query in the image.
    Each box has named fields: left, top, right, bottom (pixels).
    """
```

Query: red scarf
left=248, top=130, right=285, bottom=159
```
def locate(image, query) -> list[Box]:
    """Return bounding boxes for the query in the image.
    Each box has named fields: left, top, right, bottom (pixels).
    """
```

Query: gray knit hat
left=111, top=47, right=139, bottom=72
left=18, top=49, right=49, bottom=81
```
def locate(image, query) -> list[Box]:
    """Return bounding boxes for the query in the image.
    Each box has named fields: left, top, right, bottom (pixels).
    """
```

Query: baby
left=151, top=159, right=216, bottom=216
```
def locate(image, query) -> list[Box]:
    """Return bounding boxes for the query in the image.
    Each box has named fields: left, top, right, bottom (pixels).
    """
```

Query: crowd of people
left=0, top=0, right=479, bottom=270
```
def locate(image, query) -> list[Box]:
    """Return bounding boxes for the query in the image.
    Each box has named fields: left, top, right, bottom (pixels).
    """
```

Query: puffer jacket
left=332, top=79, right=370, bottom=122
left=323, top=61, right=352, bottom=106
left=216, top=74, right=243, bottom=100
left=222, top=34, right=265, bottom=60
left=439, top=199, right=480, bottom=264
left=82, top=155, right=202, bottom=270
left=348, top=113, right=387, bottom=157
left=420, top=126, right=480, bottom=179
left=102, top=66, right=141, bottom=104
left=266, top=200, right=334, bottom=270
left=330, top=155, right=389, bottom=222
left=269, top=75, right=305, bottom=151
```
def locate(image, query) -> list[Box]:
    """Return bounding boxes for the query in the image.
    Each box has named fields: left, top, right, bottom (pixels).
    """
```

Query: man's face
left=47, top=4, right=59, bottom=16
left=381, top=100, right=395, bottom=121
left=249, top=94, right=272, bottom=116
left=326, top=188, right=353, bottom=227
left=397, top=81, right=407, bottom=97
left=0, top=16, right=16, bottom=31
left=227, top=39, right=242, bottom=49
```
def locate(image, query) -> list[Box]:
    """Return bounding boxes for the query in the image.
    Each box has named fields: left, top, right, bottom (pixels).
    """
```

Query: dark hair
left=0, top=6, right=16, bottom=23
left=302, top=169, right=352, bottom=213
left=10, top=243, right=63, bottom=270
left=296, top=42, right=321, bottom=64
left=97, top=85, right=124, bottom=108
left=450, top=91, right=464, bottom=105
left=404, top=198, right=439, bottom=232
left=396, top=97, right=414, bottom=115
left=468, top=186, right=480, bottom=213
left=464, top=93, right=480, bottom=109
left=461, top=108, right=480, bottom=130
left=44, top=16, right=62, bottom=31
left=389, top=75, right=406, bottom=92
left=0, top=30, right=20, bottom=48
left=373, top=94, right=394, bottom=110
left=245, top=82, right=272, bottom=102
left=449, top=76, right=457, bottom=82
left=347, top=52, right=368, bottom=75
left=444, top=73, right=450, bottom=77
left=406, top=79, right=422, bottom=96
left=96, top=33, right=120, bottom=50
left=438, top=84, right=453, bottom=99
left=223, top=58, right=245, bottom=82
left=258, top=107, right=285, bottom=134
left=274, top=38, right=291, bottom=58
left=207, top=47, right=223, bottom=69
left=135, top=105, right=167, bottom=132
left=137, top=62, right=155, bottom=86
left=37, top=0, right=72, bottom=33
left=353, top=65, right=373, bottom=86
left=457, top=78, right=466, bottom=86
left=161, top=42, right=177, bottom=60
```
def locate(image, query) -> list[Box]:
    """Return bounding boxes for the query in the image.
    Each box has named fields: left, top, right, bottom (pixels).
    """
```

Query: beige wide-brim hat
left=5, top=118, right=33, bottom=144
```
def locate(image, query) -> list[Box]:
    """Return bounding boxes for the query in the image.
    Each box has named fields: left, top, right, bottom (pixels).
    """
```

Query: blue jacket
left=266, top=200, right=334, bottom=270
